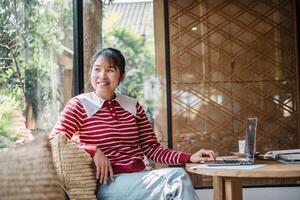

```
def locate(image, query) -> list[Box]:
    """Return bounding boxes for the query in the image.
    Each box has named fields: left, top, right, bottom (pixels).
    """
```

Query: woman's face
left=90, top=55, right=122, bottom=100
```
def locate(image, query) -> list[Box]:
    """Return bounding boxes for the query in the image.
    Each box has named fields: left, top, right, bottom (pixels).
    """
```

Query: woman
left=52, top=48, right=215, bottom=200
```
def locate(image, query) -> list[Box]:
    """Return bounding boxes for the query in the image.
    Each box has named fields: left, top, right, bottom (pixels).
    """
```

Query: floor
left=195, top=186, right=300, bottom=200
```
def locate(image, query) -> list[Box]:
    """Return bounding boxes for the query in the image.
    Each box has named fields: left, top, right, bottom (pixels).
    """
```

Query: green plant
left=0, top=0, right=71, bottom=148
left=103, top=27, right=155, bottom=119
left=0, top=98, right=19, bottom=149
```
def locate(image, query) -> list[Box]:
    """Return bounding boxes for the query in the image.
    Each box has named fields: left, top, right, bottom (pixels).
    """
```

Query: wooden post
left=213, top=176, right=225, bottom=200
left=224, top=178, right=242, bottom=200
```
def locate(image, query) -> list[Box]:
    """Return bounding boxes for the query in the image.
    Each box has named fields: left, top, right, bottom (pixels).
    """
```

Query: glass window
left=163, top=0, right=298, bottom=187
left=0, top=0, right=73, bottom=150
left=83, top=0, right=166, bottom=145
left=102, top=0, right=156, bottom=120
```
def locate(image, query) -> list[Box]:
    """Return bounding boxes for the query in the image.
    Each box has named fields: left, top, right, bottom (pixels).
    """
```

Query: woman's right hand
left=93, top=148, right=114, bottom=184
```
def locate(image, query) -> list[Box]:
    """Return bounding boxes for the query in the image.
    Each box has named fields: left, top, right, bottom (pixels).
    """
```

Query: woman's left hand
left=189, top=149, right=216, bottom=163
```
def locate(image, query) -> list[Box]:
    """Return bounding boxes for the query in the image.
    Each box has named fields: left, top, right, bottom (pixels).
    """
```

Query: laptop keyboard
left=223, top=159, right=246, bottom=163
left=205, top=158, right=252, bottom=166
left=206, top=159, right=244, bottom=164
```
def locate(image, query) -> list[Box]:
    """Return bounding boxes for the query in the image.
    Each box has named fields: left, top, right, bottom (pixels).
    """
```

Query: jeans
left=96, top=167, right=199, bottom=200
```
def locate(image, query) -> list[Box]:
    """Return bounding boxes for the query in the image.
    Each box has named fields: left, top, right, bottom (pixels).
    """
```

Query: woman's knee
left=154, top=167, right=191, bottom=185
left=172, top=167, right=187, bottom=175
left=166, top=167, right=189, bottom=178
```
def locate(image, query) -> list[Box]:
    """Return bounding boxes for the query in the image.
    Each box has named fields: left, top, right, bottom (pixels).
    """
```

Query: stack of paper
left=264, top=149, right=300, bottom=163
left=278, top=154, right=300, bottom=163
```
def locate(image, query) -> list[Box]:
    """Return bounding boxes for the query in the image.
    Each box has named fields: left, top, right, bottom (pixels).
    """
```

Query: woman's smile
left=97, top=81, right=110, bottom=86
left=91, top=55, right=122, bottom=100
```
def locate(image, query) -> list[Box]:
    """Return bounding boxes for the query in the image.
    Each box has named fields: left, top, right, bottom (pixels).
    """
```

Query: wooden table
left=186, top=161, right=300, bottom=200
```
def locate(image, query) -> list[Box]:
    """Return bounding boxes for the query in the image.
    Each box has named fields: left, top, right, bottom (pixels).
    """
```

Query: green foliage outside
left=0, top=0, right=156, bottom=149
left=0, top=0, right=71, bottom=149
left=0, top=98, right=19, bottom=151
left=103, top=28, right=155, bottom=119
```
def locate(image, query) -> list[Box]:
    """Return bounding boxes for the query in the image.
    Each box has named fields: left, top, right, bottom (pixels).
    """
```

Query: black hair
left=90, top=47, right=126, bottom=77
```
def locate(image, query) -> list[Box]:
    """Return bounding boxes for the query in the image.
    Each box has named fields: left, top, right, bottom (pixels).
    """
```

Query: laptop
left=206, top=117, right=258, bottom=166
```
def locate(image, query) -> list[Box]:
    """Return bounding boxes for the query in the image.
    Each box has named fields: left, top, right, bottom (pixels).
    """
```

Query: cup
left=238, top=140, right=245, bottom=154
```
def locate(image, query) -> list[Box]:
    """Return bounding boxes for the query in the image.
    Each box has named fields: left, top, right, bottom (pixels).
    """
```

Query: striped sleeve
left=50, top=97, right=85, bottom=139
left=136, top=102, right=191, bottom=165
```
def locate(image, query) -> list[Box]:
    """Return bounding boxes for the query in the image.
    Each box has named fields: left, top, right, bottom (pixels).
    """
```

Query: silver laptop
left=206, top=117, right=258, bottom=166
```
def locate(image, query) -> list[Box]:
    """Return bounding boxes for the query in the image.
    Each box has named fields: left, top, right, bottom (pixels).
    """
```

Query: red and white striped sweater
left=51, top=92, right=191, bottom=174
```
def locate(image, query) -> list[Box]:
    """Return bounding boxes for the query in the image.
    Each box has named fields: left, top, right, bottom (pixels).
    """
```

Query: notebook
left=206, top=117, right=258, bottom=166
left=277, top=154, right=300, bottom=164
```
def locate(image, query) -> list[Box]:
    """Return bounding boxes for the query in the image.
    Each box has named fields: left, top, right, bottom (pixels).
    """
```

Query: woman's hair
left=90, top=48, right=126, bottom=77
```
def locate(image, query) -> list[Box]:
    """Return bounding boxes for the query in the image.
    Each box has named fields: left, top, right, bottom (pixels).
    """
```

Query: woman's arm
left=136, top=102, right=191, bottom=165
left=50, top=98, right=114, bottom=183
left=49, top=98, right=84, bottom=140
left=136, top=102, right=215, bottom=164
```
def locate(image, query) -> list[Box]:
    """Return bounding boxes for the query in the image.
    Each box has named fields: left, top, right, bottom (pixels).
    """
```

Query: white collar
left=76, top=92, right=137, bottom=118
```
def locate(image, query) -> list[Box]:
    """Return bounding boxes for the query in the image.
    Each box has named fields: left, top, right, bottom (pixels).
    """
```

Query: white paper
left=190, top=164, right=265, bottom=170
left=264, top=149, right=300, bottom=159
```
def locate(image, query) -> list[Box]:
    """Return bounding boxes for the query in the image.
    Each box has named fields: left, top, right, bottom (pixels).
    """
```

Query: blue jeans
left=96, top=167, right=199, bottom=200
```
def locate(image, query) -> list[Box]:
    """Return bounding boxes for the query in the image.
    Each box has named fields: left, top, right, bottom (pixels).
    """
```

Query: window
left=81, top=0, right=166, bottom=147
left=0, top=0, right=73, bottom=150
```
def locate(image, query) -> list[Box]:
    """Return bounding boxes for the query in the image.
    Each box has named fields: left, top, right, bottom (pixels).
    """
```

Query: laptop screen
left=244, top=117, right=257, bottom=161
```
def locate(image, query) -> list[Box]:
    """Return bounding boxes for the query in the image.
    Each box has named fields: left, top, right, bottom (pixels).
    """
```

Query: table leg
left=213, top=176, right=225, bottom=200
left=224, top=179, right=242, bottom=200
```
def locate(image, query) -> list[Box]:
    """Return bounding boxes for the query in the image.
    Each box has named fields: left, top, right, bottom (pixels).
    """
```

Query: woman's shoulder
left=115, top=93, right=139, bottom=116
left=115, top=93, right=137, bottom=104
left=75, top=92, right=95, bottom=100
left=61, top=96, right=86, bottom=115
left=65, top=95, right=83, bottom=106
left=73, top=92, right=100, bottom=118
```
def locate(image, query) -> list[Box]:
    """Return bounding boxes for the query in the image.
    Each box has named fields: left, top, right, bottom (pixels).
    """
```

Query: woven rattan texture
left=0, top=136, right=65, bottom=200
left=50, top=134, right=97, bottom=200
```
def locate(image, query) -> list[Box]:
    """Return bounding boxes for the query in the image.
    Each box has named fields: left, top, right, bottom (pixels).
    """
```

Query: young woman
left=51, top=48, right=215, bottom=200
